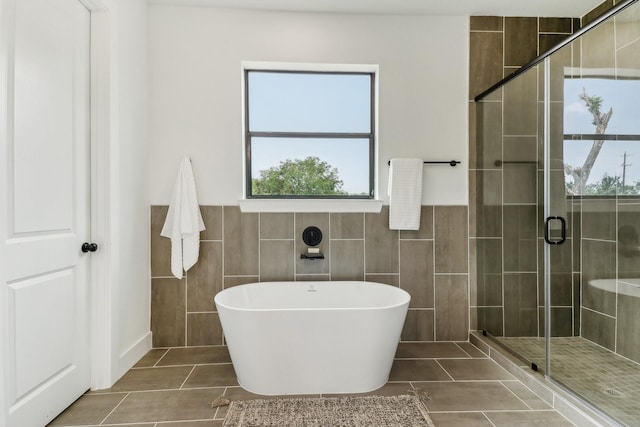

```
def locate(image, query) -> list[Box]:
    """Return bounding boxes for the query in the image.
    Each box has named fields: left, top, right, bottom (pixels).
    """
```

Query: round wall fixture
left=302, top=226, right=322, bottom=246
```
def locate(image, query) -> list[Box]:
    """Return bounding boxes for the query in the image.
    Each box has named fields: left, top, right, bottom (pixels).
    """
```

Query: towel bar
left=387, top=160, right=460, bottom=166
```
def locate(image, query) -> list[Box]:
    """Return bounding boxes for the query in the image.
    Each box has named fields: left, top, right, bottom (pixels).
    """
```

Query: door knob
left=81, top=242, right=98, bottom=253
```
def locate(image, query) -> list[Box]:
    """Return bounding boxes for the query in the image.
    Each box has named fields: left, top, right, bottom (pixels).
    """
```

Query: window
left=563, top=77, right=640, bottom=196
left=243, top=63, right=376, bottom=199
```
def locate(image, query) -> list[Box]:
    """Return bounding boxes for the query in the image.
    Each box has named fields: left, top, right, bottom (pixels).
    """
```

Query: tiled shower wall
left=150, top=205, right=469, bottom=348
left=575, top=5, right=640, bottom=363
left=469, top=2, right=640, bottom=364
left=581, top=198, right=640, bottom=363
left=468, top=15, right=580, bottom=334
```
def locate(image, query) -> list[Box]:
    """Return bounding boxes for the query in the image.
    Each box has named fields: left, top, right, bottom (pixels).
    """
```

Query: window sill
left=238, top=199, right=384, bottom=213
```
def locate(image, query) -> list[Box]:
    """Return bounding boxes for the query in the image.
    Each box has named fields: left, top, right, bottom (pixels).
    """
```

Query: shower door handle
left=544, top=216, right=566, bottom=245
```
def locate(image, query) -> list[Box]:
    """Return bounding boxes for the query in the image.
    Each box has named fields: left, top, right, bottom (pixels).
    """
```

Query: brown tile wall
left=151, top=205, right=469, bottom=347
left=571, top=4, right=640, bottom=363
left=470, top=1, right=640, bottom=364
left=148, top=0, right=623, bottom=353
left=469, top=16, right=579, bottom=338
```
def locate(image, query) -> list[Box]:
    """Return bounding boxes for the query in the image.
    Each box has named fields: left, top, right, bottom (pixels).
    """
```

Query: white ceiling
left=147, top=0, right=604, bottom=18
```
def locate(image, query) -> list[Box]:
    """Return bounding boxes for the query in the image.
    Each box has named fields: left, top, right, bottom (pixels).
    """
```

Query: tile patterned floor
left=48, top=342, right=575, bottom=427
left=499, top=336, right=640, bottom=427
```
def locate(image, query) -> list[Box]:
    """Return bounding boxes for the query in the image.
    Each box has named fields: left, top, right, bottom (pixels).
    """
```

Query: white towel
left=388, top=158, right=423, bottom=230
left=161, top=156, right=206, bottom=279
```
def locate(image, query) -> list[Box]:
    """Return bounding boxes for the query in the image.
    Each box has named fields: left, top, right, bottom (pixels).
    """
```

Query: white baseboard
left=116, top=331, right=152, bottom=381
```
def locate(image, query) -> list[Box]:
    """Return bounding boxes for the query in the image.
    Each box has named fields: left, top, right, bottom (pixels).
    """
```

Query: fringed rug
left=221, top=394, right=435, bottom=427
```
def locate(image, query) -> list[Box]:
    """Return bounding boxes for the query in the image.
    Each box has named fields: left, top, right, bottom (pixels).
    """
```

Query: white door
left=1, top=0, right=92, bottom=425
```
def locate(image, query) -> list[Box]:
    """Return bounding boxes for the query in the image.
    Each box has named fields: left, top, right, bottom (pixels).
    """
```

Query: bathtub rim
left=214, top=280, right=411, bottom=312
left=589, top=278, right=640, bottom=298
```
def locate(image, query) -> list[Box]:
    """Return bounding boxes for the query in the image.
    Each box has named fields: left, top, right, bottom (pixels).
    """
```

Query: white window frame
left=239, top=61, right=382, bottom=213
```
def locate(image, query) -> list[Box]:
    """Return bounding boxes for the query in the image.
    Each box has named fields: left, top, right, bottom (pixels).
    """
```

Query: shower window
left=243, top=64, right=376, bottom=199
left=563, top=76, right=640, bottom=196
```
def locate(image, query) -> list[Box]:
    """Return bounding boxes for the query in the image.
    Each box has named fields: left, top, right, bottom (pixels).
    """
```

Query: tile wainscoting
left=150, top=205, right=469, bottom=347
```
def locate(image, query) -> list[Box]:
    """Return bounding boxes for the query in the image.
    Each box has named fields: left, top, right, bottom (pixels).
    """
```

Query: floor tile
left=389, top=359, right=452, bottom=381
left=324, top=382, right=413, bottom=398
left=100, top=366, right=194, bottom=392
left=134, top=348, right=169, bottom=367
left=48, top=393, right=127, bottom=426
left=501, top=380, right=552, bottom=410
left=51, top=342, right=577, bottom=426
left=95, top=424, right=154, bottom=427
left=484, top=410, right=575, bottom=426
left=158, top=346, right=231, bottom=366
left=438, top=358, right=515, bottom=380
left=157, top=421, right=223, bottom=427
left=182, top=364, right=238, bottom=388
left=103, top=388, right=224, bottom=424
left=222, top=386, right=288, bottom=401
left=428, top=412, right=493, bottom=426
left=415, top=381, right=530, bottom=411
left=396, top=342, right=469, bottom=358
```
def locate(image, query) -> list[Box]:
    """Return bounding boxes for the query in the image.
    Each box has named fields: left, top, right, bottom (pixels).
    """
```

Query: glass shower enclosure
left=475, top=0, right=640, bottom=425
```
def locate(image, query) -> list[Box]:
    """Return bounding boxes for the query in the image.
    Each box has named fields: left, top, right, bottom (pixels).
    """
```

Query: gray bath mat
left=221, top=394, right=435, bottom=426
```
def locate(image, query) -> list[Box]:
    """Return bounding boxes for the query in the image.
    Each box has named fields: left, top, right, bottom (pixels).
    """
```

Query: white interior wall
left=106, top=0, right=151, bottom=384
left=148, top=6, right=469, bottom=206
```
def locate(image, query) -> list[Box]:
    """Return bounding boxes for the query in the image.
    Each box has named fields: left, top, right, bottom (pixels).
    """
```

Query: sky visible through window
left=563, top=78, right=640, bottom=193
left=248, top=71, right=372, bottom=195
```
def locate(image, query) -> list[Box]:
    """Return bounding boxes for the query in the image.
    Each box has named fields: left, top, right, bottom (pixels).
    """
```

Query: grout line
left=406, top=379, right=518, bottom=384
left=470, top=29, right=504, bottom=33
left=259, top=237, right=295, bottom=241
left=179, top=365, right=197, bottom=390
left=432, top=208, right=437, bottom=341
left=483, top=412, right=499, bottom=427
left=454, top=342, right=473, bottom=358
left=153, top=348, right=171, bottom=367
left=434, top=272, right=468, bottom=276
left=98, top=392, right=130, bottom=425
left=581, top=305, right=617, bottom=320
left=479, top=409, right=566, bottom=413
left=141, top=385, right=230, bottom=393
left=183, top=275, right=188, bottom=347
left=537, top=16, right=540, bottom=58
left=396, top=356, right=478, bottom=361
left=213, top=386, right=230, bottom=420
left=434, top=359, right=456, bottom=381
left=95, top=386, right=229, bottom=396
left=148, top=362, right=233, bottom=368
left=223, top=274, right=260, bottom=278
left=500, top=380, right=536, bottom=411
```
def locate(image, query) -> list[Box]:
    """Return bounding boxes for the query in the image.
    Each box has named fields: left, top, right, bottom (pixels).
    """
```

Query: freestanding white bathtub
left=214, top=281, right=410, bottom=395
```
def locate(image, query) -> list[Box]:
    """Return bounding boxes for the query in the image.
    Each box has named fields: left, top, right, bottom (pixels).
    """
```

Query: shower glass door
left=544, top=38, right=581, bottom=382
left=477, top=1, right=640, bottom=424
left=546, top=3, right=640, bottom=424
left=476, top=61, right=548, bottom=371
